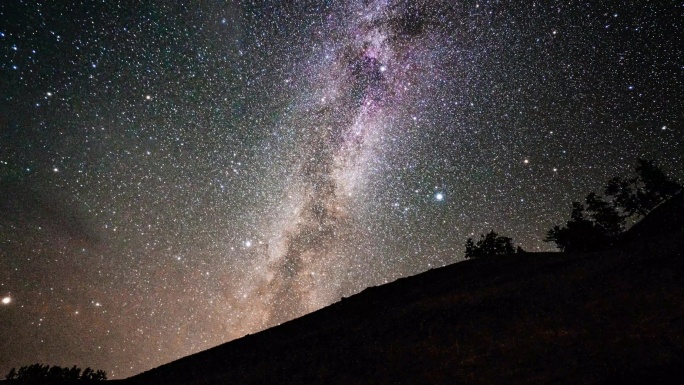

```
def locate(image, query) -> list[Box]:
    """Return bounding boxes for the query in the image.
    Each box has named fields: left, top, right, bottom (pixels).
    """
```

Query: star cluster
left=1, top=0, right=682, bottom=378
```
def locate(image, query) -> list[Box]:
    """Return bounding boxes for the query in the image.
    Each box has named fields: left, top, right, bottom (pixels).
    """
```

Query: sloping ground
left=125, top=196, right=684, bottom=385
left=621, top=192, right=684, bottom=244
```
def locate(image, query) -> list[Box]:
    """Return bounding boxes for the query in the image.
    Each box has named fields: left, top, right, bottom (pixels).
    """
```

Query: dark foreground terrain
left=123, top=195, right=684, bottom=385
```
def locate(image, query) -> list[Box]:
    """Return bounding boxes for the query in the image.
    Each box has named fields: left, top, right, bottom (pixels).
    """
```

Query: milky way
left=246, top=1, right=442, bottom=327
left=1, top=0, right=682, bottom=378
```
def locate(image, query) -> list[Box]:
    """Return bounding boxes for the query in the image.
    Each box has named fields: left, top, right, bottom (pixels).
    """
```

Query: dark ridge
left=620, top=192, right=684, bottom=244
left=122, top=197, right=684, bottom=384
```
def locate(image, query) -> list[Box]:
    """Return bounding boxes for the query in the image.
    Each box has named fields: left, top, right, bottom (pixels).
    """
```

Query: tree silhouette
left=585, top=192, right=625, bottom=239
left=545, top=193, right=625, bottom=252
left=48, top=365, right=65, bottom=380
left=6, top=367, right=17, bottom=380
left=67, top=365, right=82, bottom=381
left=547, top=159, right=681, bottom=252
left=81, top=367, right=107, bottom=381
left=81, top=367, right=94, bottom=380
left=465, top=230, right=522, bottom=258
left=605, top=159, right=682, bottom=217
left=93, top=370, right=107, bottom=381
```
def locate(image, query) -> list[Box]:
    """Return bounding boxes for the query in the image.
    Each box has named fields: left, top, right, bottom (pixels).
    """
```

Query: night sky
left=1, top=0, right=682, bottom=378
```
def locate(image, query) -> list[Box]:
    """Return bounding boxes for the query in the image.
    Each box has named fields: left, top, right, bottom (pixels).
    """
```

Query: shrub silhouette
left=5, top=364, right=106, bottom=382
left=465, top=230, right=523, bottom=259
left=547, top=159, right=681, bottom=252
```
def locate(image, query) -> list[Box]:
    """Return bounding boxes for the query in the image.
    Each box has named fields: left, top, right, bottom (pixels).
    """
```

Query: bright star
left=435, top=193, right=444, bottom=201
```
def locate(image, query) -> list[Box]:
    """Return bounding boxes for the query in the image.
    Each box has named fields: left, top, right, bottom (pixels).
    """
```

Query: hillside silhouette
left=120, top=194, right=684, bottom=385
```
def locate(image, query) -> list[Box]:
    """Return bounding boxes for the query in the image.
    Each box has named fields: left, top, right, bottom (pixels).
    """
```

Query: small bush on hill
left=465, top=230, right=524, bottom=259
